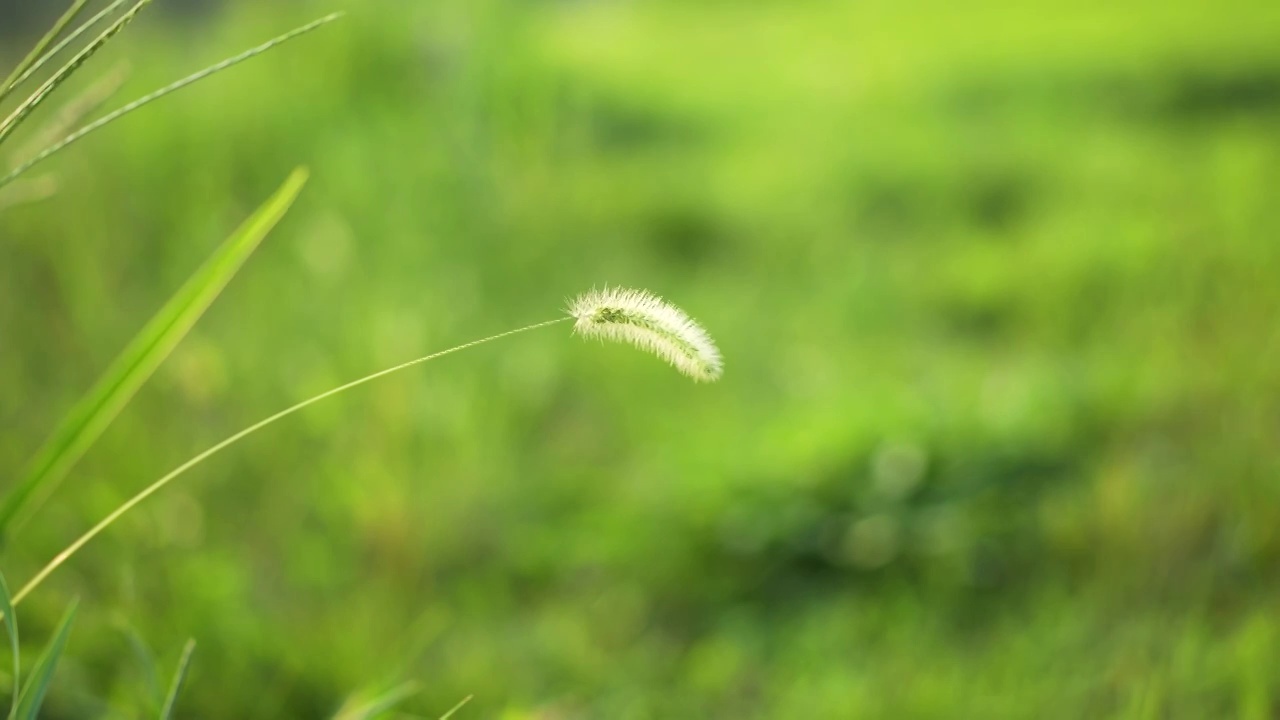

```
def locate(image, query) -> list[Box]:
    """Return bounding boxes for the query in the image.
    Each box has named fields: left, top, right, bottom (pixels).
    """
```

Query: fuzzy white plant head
left=567, top=287, right=723, bottom=382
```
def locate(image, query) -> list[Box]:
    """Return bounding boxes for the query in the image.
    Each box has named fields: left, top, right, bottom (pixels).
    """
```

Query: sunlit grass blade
left=0, top=0, right=93, bottom=106
left=158, top=639, right=195, bottom=720
left=438, top=695, right=473, bottom=720
left=0, top=168, right=311, bottom=539
left=333, top=681, right=421, bottom=720
left=0, top=0, right=153, bottom=150
left=0, top=572, right=18, bottom=718
left=12, top=599, right=77, bottom=720
left=9, top=0, right=134, bottom=93
left=0, top=12, right=345, bottom=190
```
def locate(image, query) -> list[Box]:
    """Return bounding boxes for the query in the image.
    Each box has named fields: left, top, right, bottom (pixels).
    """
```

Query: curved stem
left=12, top=317, right=569, bottom=605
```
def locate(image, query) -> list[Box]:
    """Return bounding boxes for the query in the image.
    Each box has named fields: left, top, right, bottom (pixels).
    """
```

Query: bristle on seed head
left=567, top=287, right=723, bottom=382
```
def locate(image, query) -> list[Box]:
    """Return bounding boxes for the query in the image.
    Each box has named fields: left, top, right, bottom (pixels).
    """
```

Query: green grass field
left=3, top=0, right=1280, bottom=716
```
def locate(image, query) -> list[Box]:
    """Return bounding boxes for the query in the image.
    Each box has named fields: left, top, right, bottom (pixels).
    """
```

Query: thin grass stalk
left=0, top=0, right=153, bottom=149
left=9, top=0, right=134, bottom=93
left=10, top=318, right=570, bottom=606
left=0, top=0, right=93, bottom=105
left=9, top=63, right=129, bottom=170
left=158, top=639, right=196, bottom=720
left=438, top=696, right=475, bottom=720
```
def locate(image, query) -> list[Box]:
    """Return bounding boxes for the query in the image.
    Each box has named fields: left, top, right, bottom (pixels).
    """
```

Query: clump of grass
left=12, top=288, right=722, bottom=605
left=0, top=4, right=339, bottom=713
left=0, top=11, right=344, bottom=190
left=0, top=569, right=77, bottom=720
left=0, top=6, right=343, bottom=191
left=0, top=2, right=342, bottom=538
left=0, top=0, right=154, bottom=149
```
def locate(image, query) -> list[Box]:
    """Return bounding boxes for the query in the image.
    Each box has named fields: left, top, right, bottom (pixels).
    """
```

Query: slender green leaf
left=0, top=572, right=18, bottom=719
left=158, top=639, right=195, bottom=720
left=12, top=599, right=77, bottom=720
left=117, top=620, right=160, bottom=709
left=333, top=682, right=422, bottom=720
left=438, top=695, right=473, bottom=720
left=10, top=0, right=134, bottom=92
left=10, top=168, right=312, bottom=606
left=0, top=168, right=312, bottom=538
left=0, top=0, right=153, bottom=150
left=0, top=0, right=93, bottom=106
left=0, top=12, right=343, bottom=190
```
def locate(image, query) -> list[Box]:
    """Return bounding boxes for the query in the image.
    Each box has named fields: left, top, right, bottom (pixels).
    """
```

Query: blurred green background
left=3, top=0, right=1280, bottom=717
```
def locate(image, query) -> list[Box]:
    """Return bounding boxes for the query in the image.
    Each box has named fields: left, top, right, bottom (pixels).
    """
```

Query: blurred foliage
left=3, top=0, right=1280, bottom=717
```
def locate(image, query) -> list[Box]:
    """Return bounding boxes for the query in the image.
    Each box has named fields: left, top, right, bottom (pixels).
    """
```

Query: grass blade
left=12, top=599, right=77, bottom=720
left=10, top=168, right=314, bottom=606
left=117, top=620, right=160, bottom=709
left=0, top=572, right=18, bottom=718
left=438, top=695, right=473, bottom=720
left=0, top=12, right=344, bottom=190
left=0, top=168, right=311, bottom=538
left=333, top=682, right=422, bottom=720
left=0, top=0, right=153, bottom=150
left=9, top=0, right=134, bottom=93
left=0, top=0, right=93, bottom=106
left=158, top=639, right=195, bottom=720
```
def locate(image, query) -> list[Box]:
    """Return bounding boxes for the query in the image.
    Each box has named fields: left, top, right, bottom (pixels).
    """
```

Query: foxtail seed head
left=568, top=287, right=723, bottom=382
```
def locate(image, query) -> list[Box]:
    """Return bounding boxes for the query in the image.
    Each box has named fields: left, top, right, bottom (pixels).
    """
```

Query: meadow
left=2, top=0, right=1280, bottom=716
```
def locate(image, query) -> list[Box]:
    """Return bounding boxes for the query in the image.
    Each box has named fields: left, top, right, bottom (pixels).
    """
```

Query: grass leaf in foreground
left=0, top=168, right=311, bottom=538
left=158, top=639, right=196, bottom=720
left=10, top=168, right=312, bottom=606
left=0, top=572, right=18, bottom=718
left=12, top=599, right=77, bottom=720
left=0, top=12, right=344, bottom=190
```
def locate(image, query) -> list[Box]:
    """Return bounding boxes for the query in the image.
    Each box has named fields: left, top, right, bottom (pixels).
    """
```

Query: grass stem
left=11, top=317, right=570, bottom=606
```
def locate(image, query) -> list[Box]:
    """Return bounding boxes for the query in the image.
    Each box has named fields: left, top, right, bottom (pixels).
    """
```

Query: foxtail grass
left=570, top=286, right=723, bottom=381
left=11, top=288, right=721, bottom=605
